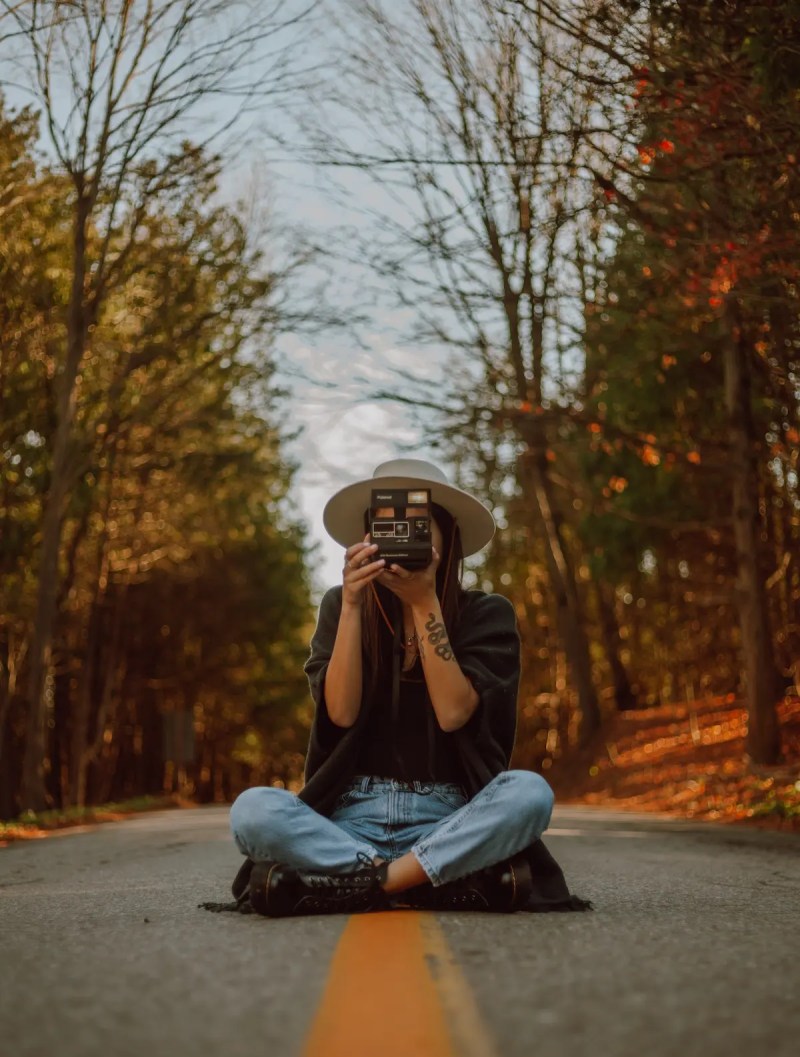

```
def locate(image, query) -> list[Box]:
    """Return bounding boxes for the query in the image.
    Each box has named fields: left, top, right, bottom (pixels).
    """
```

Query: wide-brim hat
left=322, top=458, right=496, bottom=558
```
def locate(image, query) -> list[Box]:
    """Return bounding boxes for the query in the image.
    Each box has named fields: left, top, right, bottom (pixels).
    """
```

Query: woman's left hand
left=377, top=546, right=440, bottom=608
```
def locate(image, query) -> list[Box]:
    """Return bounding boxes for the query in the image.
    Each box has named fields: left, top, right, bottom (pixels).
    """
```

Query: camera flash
left=408, top=490, right=429, bottom=504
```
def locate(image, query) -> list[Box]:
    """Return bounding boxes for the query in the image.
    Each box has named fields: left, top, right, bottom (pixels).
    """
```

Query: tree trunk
left=723, top=298, right=782, bottom=764
left=69, top=591, right=103, bottom=809
left=520, top=434, right=602, bottom=745
left=0, top=632, right=26, bottom=793
left=19, top=198, right=90, bottom=812
left=19, top=473, right=67, bottom=812
left=81, top=586, right=127, bottom=807
left=50, top=663, right=71, bottom=809
left=593, top=579, right=638, bottom=712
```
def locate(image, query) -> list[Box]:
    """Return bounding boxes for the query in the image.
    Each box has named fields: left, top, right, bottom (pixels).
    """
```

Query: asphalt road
left=1, top=803, right=798, bottom=1057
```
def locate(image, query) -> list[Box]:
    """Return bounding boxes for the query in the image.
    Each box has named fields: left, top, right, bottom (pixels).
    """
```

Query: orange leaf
left=641, top=444, right=661, bottom=466
left=686, top=451, right=701, bottom=464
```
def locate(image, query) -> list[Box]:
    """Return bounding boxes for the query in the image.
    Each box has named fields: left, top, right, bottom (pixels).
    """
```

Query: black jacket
left=298, top=585, right=520, bottom=815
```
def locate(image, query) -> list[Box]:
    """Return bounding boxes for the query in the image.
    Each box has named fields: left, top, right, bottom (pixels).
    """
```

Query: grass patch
left=750, top=794, right=800, bottom=820
left=0, top=795, right=179, bottom=843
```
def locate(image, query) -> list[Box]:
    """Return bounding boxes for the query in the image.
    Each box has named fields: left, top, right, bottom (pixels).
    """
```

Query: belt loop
left=360, top=775, right=371, bottom=793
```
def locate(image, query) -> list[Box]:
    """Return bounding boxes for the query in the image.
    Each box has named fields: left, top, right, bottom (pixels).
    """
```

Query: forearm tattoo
left=423, top=612, right=454, bottom=661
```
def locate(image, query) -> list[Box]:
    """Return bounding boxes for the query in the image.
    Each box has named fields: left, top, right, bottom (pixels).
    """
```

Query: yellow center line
left=301, top=910, right=497, bottom=1057
left=418, top=915, right=498, bottom=1057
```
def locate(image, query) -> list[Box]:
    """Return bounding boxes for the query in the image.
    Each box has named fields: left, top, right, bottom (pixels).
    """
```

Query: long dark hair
left=360, top=502, right=466, bottom=696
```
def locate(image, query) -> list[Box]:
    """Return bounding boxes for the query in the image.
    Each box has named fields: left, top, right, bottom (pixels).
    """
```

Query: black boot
left=247, top=859, right=392, bottom=917
left=392, top=852, right=533, bottom=913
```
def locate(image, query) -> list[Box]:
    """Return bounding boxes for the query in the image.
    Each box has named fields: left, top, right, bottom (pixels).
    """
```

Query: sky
left=214, top=3, right=457, bottom=601
left=250, top=192, right=451, bottom=601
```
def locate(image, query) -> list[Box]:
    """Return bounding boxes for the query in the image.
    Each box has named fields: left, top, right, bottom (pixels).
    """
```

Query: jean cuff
left=411, top=844, right=442, bottom=886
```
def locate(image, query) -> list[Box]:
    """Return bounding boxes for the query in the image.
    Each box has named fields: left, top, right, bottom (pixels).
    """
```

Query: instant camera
left=368, top=487, right=432, bottom=570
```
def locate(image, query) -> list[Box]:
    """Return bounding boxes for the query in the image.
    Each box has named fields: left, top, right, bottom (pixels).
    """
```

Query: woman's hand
left=342, top=535, right=386, bottom=607
left=377, top=546, right=440, bottom=609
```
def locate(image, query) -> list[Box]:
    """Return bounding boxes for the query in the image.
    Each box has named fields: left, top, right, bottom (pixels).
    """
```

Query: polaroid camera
left=368, top=488, right=432, bottom=570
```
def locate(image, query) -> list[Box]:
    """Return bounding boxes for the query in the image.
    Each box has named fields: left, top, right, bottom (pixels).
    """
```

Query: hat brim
left=323, top=475, right=495, bottom=558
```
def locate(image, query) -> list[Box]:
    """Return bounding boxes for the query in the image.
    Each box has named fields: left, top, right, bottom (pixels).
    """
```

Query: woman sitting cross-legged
left=222, top=458, right=593, bottom=917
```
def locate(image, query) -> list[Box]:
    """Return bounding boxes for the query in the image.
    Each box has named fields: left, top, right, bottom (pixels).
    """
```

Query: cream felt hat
left=322, top=458, right=496, bottom=558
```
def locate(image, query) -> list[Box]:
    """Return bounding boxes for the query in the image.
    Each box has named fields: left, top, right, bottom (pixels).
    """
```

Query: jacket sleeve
left=451, top=591, right=520, bottom=768
left=303, top=585, right=350, bottom=754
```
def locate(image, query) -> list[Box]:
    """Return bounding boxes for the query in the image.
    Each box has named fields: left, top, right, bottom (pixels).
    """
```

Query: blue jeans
left=229, top=769, right=555, bottom=886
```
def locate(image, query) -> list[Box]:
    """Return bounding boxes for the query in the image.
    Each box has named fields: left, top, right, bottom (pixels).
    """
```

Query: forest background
left=1, top=0, right=798, bottom=828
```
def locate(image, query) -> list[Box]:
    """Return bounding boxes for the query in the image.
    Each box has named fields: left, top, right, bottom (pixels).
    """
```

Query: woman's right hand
left=342, top=534, right=385, bottom=607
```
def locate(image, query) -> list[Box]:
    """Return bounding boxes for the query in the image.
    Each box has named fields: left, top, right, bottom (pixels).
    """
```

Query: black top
left=299, top=585, right=521, bottom=816
left=353, top=658, right=464, bottom=783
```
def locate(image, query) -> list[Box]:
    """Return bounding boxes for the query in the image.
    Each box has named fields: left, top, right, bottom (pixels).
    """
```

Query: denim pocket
left=428, top=787, right=468, bottom=810
left=335, top=788, right=383, bottom=816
